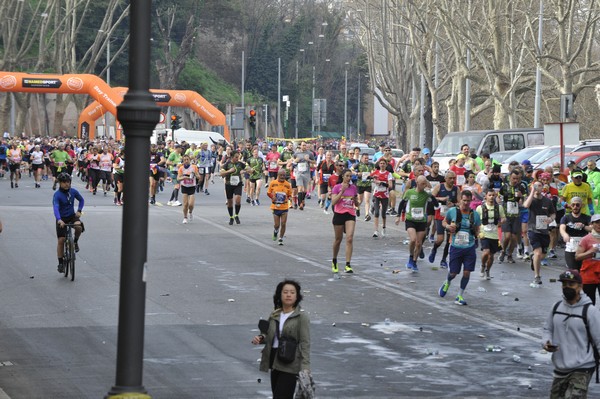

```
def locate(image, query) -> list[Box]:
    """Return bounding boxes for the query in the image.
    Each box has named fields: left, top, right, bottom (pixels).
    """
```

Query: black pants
left=583, top=283, right=599, bottom=306
left=269, top=349, right=297, bottom=399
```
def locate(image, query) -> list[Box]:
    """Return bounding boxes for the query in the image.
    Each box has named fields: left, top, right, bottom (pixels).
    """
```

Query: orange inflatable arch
left=79, top=87, right=229, bottom=142
left=0, top=71, right=121, bottom=132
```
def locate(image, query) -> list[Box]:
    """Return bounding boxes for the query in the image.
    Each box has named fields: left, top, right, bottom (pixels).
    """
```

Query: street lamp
left=344, top=62, right=349, bottom=141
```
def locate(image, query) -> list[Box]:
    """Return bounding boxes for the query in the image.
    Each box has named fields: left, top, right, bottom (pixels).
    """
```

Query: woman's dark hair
left=273, top=279, right=303, bottom=309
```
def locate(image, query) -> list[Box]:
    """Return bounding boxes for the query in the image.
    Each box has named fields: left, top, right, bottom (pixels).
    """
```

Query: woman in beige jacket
left=252, top=280, right=311, bottom=398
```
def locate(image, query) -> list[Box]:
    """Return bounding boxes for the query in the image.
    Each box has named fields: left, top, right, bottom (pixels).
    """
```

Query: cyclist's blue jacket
left=53, top=188, right=84, bottom=221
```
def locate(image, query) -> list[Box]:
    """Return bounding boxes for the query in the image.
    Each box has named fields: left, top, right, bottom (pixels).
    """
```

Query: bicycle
left=63, top=223, right=77, bottom=281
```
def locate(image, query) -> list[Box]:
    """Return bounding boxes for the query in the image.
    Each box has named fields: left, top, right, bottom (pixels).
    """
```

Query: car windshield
left=537, top=154, right=580, bottom=170
left=433, top=133, right=483, bottom=156
left=529, top=146, right=575, bottom=165
left=391, top=149, right=404, bottom=158
left=492, top=152, right=517, bottom=163
left=503, top=147, right=545, bottom=164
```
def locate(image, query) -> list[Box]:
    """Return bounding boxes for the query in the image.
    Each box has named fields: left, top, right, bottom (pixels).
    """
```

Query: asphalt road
left=0, top=172, right=598, bottom=398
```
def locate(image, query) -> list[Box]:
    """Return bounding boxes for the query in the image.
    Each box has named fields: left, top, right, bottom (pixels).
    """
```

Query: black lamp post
left=106, top=0, right=159, bottom=397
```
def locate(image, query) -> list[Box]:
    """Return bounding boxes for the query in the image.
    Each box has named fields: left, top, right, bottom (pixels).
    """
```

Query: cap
left=553, top=168, right=560, bottom=175
left=456, top=154, right=466, bottom=160
left=525, top=166, right=534, bottom=172
left=571, top=171, right=583, bottom=178
left=558, top=269, right=582, bottom=284
left=591, top=214, right=600, bottom=223
left=567, top=160, right=576, bottom=166
left=521, top=160, right=532, bottom=166
left=422, top=148, right=431, bottom=155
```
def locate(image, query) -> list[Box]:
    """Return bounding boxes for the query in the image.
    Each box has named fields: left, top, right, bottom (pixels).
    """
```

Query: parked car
left=490, top=150, right=520, bottom=165
left=537, top=151, right=600, bottom=175
left=391, top=149, right=405, bottom=165
left=500, top=145, right=548, bottom=173
left=528, top=145, right=576, bottom=168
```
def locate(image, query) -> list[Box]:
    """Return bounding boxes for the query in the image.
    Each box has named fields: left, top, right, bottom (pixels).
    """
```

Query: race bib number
left=455, top=231, right=470, bottom=246
left=440, top=205, right=448, bottom=217
left=456, top=175, right=466, bottom=186
left=275, top=191, right=286, bottom=204
left=297, top=163, right=308, bottom=173
left=411, top=207, right=424, bottom=220
left=230, top=175, right=240, bottom=185
left=182, top=178, right=194, bottom=186
left=341, top=198, right=354, bottom=209
left=323, top=174, right=331, bottom=182
left=270, top=161, right=278, bottom=170
left=484, top=224, right=495, bottom=232
left=566, top=237, right=582, bottom=252
left=430, top=181, right=440, bottom=189
left=362, top=173, right=369, bottom=182
left=507, top=201, right=518, bottom=215
left=535, top=215, right=548, bottom=230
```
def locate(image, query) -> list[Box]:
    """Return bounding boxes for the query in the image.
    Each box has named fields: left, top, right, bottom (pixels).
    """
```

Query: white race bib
left=297, top=163, right=308, bottom=173
left=230, top=175, right=240, bottom=185
left=507, top=201, right=519, bottom=215
left=566, top=237, right=583, bottom=253
left=270, top=161, right=278, bottom=170
left=456, top=175, right=466, bottom=186
left=362, top=173, right=368, bottom=182
left=535, top=215, right=548, bottom=230
left=484, top=224, right=495, bottom=232
left=455, top=231, right=470, bottom=246
left=411, top=207, right=424, bottom=220
left=323, top=174, right=331, bottom=182
left=440, top=205, right=448, bottom=217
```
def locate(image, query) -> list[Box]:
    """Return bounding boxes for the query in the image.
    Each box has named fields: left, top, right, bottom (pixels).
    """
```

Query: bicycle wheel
left=63, top=238, right=71, bottom=278
left=67, top=238, right=75, bottom=281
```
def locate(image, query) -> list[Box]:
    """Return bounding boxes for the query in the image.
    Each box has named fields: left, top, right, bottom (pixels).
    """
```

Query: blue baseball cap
left=521, top=160, right=532, bottom=166
left=422, top=148, right=431, bottom=155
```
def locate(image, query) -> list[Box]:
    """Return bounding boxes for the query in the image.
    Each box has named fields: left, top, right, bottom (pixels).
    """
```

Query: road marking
left=200, top=217, right=542, bottom=343
left=0, top=387, right=10, bottom=398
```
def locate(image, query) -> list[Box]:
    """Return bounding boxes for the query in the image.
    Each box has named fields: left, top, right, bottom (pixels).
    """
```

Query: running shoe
left=324, top=209, right=330, bottom=215
left=428, top=248, right=437, bottom=263
left=498, top=252, right=506, bottom=263
left=419, top=249, right=425, bottom=259
left=541, top=258, right=548, bottom=266
left=149, top=197, right=156, bottom=205
left=381, top=228, right=386, bottom=238
left=189, top=213, right=193, bottom=221
left=485, top=270, right=491, bottom=280
left=235, top=216, right=241, bottom=224
left=172, top=200, right=182, bottom=206
left=306, top=193, right=311, bottom=199
left=535, top=276, right=542, bottom=285
left=523, top=252, right=531, bottom=261
left=440, top=259, right=448, bottom=269
left=428, top=235, right=435, bottom=243
left=182, top=218, right=188, bottom=224
left=299, top=203, right=304, bottom=210
left=332, top=262, right=339, bottom=273
left=507, top=256, right=515, bottom=264
left=439, top=281, right=450, bottom=297
left=229, top=217, right=234, bottom=225
left=278, top=238, right=284, bottom=246
left=517, top=248, right=524, bottom=259
left=57, top=263, right=64, bottom=273
left=406, top=258, right=415, bottom=271
left=412, top=262, right=419, bottom=272
left=256, top=199, right=260, bottom=205
left=548, top=249, right=557, bottom=259
left=204, top=189, right=210, bottom=195
left=51, top=182, right=55, bottom=190
left=74, top=242, right=79, bottom=253
left=167, top=200, right=173, bottom=206
left=364, top=215, right=371, bottom=222
left=373, top=231, right=379, bottom=238
left=273, top=230, right=278, bottom=241
left=246, top=197, right=251, bottom=203
left=294, top=204, right=298, bottom=210
left=251, top=200, right=256, bottom=206
left=344, top=265, right=354, bottom=273
left=480, top=266, right=485, bottom=278
left=390, top=209, right=398, bottom=216
left=454, top=295, right=467, bottom=306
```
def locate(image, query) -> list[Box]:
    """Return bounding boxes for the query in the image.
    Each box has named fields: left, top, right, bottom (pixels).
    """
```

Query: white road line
left=0, top=387, right=11, bottom=399
left=201, top=216, right=542, bottom=343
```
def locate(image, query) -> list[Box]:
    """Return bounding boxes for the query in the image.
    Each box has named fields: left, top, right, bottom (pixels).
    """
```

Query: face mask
left=562, top=287, right=577, bottom=301
left=183, top=163, right=190, bottom=168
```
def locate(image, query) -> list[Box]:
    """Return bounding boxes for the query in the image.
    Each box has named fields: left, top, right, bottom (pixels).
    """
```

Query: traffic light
left=170, top=114, right=181, bottom=130
left=249, top=109, right=256, bottom=129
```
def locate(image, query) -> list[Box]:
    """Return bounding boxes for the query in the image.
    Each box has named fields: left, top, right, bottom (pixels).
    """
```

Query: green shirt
left=354, top=162, right=375, bottom=187
left=223, top=161, right=246, bottom=186
left=167, top=152, right=182, bottom=171
left=247, top=156, right=264, bottom=180
left=51, top=150, right=70, bottom=164
left=403, top=189, right=431, bottom=222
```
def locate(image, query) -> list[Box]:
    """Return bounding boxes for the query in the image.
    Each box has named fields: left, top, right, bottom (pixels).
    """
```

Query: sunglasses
left=573, top=175, right=583, bottom=179
left=571, top=203, right=581, bottom=207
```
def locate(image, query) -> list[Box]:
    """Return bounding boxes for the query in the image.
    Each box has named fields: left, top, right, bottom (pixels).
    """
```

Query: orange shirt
left=268, top=179, right=292, bottom=211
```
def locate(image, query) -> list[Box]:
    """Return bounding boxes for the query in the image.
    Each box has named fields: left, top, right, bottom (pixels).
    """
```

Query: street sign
left=232, top=107, right=245, bottom=130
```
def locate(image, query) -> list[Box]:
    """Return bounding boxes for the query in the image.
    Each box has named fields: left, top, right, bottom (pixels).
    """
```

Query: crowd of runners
left=2, top=135, right=600, bottom=307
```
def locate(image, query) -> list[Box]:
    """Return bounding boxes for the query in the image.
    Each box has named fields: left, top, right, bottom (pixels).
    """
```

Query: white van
left=433, top=128, right=544, bottom=171
left=152, top=128, right=228, bottom=146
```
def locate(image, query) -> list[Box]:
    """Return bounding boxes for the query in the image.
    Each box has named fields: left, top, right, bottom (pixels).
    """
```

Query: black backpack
left=481, top=203, right=500, bottom=226
left=552, top=301, right=599, bottom=383
left=454, top=208, right=477, bottom=237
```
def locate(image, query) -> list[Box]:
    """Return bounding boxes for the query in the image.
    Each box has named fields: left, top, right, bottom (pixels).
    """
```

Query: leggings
left=373, top=197, right=389, bottom=218
left=583, top=284, right=599, bottom=306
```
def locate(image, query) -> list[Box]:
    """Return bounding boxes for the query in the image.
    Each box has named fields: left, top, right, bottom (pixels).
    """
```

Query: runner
left=498, top=170, right=528, bottom=263
left=49, top=143, right=72, bottom=191
left=166, top=145, right=183, bottom=206
left=476, top=189, right=505, bottom=279
left=438, top=190, right=481, bottom=306
left=177, top=154, right=202, bottom=224
left=267, top=169, right=293, bottom=245
left=352, top=153, right=375, bottom=221
left=331, top=168, right=358, bottom=274
left=370, top=158, right=393, bottom=238
left=293, top=142, right=316, bottom=211
left=220, top=151, right=251, bottom=225
left=429, top=171, right=460, bottom=268
left=397, top=175, right=435, bottom=272
left=247, top=148, right=266, bottom=205
left=30, top=144, right=44, bottom=188
left=317, top=151, right=336, bottom=214
left=98, top=147, right=114, bottom=196
left=112, top=150, right=125, bottom=206
left=560, top=197, right=591, bottom=270
left=196, top=142, right=212, bottom=195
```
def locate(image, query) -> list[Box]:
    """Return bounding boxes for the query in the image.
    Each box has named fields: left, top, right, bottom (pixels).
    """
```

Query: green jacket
left=585, top=168, right=600, bottom=199
left=259, top=307, right=311, bottom=374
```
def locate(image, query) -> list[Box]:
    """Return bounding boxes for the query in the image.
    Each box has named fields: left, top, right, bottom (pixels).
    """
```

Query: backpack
left=552, top=301, right=599, bottom=383
left=481, top=203, right=500, bottom=226
left=454, top=208, right=477, bottom=237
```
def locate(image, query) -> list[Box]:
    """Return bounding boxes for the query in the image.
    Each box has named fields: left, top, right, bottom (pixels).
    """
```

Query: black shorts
left=480, top=238, right=500, bottom=254
left=56, top=215, right=84, bottom=238
left=319, top=183, right=329, bottom=193
left=269, top=171, right=278, bottom=179
left=114, top=173, right=124, bottom=183
left=358, top=186, right=371, bottom=194
left=291, top=179, right=297, bottom=189
left=225, top=183, right=243, bottom=199
left=528, top=231, right=550, bottom=253
left=435, top=219, right=446, bottom=235
left=501, top=216, right=522, bottom=234
left=9, top=163, right=20, bottom=172
left=249, top=178, right=261, bottom=184
left=198, top=166, right=212, bottom=175
left=273, top=209, right=288, bottom=217
left=405, top=220, right=428, bottom=232
left=99, top=170, right=112, bottom=181
left=181, top=185, right=196, bottom=195
left=332, top=211, right=356, bottom=225
left=32, top=163, right=44, bottom=171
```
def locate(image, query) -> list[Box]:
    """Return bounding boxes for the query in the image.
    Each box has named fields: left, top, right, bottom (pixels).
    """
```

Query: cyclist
left=52, top=173, right=84, bottom=273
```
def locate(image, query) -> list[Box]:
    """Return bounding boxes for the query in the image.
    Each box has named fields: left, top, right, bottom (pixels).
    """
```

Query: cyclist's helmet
left=57, top=173, right=72, bottom=183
